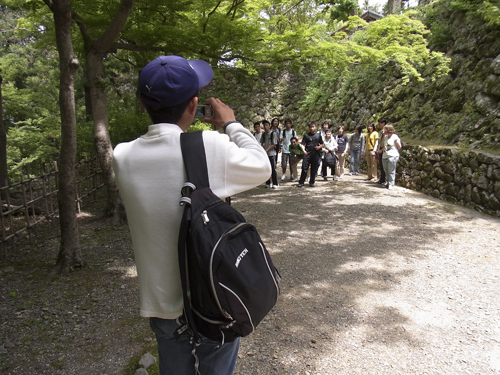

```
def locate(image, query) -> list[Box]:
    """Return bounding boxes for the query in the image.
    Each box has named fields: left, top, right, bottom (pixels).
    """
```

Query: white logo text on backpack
left=235, top=249, right=249, bottom=268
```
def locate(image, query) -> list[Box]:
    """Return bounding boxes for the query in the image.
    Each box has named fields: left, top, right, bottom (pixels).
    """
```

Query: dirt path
left=233, top=175, right=500, bottom=375
left=1, top=174, right=500, bottom=374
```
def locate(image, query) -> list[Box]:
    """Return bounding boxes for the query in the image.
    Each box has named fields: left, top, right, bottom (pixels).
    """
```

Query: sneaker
left=354, top=172, right=359, bottom=175
left=376, top=180, right=385, bottom=185
left=292, top=178, right=298, bottom=182
left=309, top=183, right=315, bottom=187
left=272, top=184, right=279, bottom=189
left=339, top=174, right=344, bottom=179
left=265, top=184, right=271, bottom=188
left=387, top=184, right=393, bottom=190
left=349, top=172, right=352, bottom=176
left=334, top=176, right=339, bottom=181
left=290, top=174, right=295, bottom=180
left=323, top=177, right=327, bottom=181
left=281, top=174, right=286, bottom=181
left=297, top=184, right=304, bottom=188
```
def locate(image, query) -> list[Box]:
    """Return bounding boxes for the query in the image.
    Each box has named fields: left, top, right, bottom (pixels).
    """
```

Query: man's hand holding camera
left=202, top=97, right=236, bottom=129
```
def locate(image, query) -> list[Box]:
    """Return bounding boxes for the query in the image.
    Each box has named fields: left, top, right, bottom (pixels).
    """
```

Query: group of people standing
left=364, top=118, right=402, bottom=189
left=253, top=117, right=402, bottom=189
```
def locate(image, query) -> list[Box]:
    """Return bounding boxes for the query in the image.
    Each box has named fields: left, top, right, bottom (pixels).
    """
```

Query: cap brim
left=189, top=60, right=214, bottom=88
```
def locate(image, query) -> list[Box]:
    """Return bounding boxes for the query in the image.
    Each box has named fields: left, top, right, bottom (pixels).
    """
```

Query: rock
left=476, top=175, right=489, bottom=190
left=435, top=167, right=445, bottom=179
left=485, top=194, right=500, bottom=210
left=424, top=161, right=434, bottom=171
left=139, top=353, right=157, bottom=369
left=134, top=369, right=149, bottom=375
left=469, top=158, right=479, bottom=172
left=428, top=154, right=441, bottom=162
left=494, top=181, right=500, bottom=200
left=475, top=92, right=499, bottom=115
left=465, top=184, right=472, bottom=203
left=430, top=189, right=441, bottom=198
left=443, top=163, right=456, bottom=174
left=491, top=54, right=500, bottom=74
left=472, top=187, right=482, bottom=204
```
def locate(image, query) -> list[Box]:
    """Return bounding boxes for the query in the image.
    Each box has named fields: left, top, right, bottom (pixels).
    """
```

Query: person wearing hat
left=112, top=55, right=270, bottom=375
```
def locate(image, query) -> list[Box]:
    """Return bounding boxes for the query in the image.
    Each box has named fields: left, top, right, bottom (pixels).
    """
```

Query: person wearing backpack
left=261, top=120, right=279, bottom=188
left=112, top=55, right=271, bottom=375
left=280, top=119, right=297, bottom=181
left=253, top=121, right=262, bottom=143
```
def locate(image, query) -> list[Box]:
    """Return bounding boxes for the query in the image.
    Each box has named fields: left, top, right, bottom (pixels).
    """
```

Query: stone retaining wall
left=396, top=146, right=500, bottom=217
left=346, top=145, right=500, bottom=217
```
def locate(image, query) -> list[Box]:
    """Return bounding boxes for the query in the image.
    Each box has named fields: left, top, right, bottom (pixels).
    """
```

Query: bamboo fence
left=0, top=158, right=104, bottom=255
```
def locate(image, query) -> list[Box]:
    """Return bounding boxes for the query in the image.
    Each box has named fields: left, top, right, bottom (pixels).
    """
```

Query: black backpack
left=178, top=131, right=280, bottom=348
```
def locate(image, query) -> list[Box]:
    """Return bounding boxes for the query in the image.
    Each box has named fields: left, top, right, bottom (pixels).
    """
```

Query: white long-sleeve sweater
left=112, top=122, right=271, bottom=319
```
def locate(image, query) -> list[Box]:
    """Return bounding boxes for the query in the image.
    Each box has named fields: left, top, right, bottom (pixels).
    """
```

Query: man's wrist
left=223, top=121, right=239, bottom=133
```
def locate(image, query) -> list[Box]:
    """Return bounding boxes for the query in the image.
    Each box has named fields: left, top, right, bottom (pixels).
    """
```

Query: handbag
left=324, top=151, right=337, bottom=168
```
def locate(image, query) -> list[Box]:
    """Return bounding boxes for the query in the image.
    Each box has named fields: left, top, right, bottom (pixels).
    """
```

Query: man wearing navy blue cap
left=112, top=56, right=270, bottom=375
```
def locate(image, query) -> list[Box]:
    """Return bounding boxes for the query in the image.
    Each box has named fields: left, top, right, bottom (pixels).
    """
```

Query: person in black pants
left=377, top=118, right=387, bottom=184
left=298, top=122, right=324, bottom=187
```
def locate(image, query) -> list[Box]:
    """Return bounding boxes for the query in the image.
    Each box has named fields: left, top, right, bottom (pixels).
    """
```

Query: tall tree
left=71, top=0, right=135, bottom=224
left=43, top=0, right=83, bottom=275
left=0, top=73, right=7, bottom=200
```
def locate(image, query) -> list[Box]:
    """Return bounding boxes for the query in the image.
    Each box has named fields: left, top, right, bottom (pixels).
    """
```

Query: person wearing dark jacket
left=298, top=122, right=324, bottom=187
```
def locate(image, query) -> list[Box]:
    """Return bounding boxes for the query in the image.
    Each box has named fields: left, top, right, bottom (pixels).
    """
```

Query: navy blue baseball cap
left=139, top=55, right=214, bottom=108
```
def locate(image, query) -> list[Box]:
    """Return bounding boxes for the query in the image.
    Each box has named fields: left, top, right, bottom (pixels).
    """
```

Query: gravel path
left=233, top=174, right=500, bottom=375
left=1, top=173, right=499, bottom=374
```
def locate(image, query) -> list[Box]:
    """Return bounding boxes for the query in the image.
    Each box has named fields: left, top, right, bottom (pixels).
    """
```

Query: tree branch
left=94, top=0, right=136, bottom=56
left=203, top=0, right=223, bottom=33
left=42, top=0, right=53, bottom=11
left=71, top=11, right=92, bottom=50
left=109, top=42, right=181, bottom=55
left=226, top=0, right=245, bottom=18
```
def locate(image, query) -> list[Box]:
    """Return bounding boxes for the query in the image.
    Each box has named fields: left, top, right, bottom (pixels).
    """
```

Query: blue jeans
left=382, top=156, right=399, bottom=187
left=150, top=317, right=240, bottom=375
left=350, top=150, right=361, bottom=173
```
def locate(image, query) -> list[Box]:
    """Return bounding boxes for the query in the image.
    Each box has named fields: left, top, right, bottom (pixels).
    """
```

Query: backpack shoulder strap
left=180, top=131, right=210, bottom=189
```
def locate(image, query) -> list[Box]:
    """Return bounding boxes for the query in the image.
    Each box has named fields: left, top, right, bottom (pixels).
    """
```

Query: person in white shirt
left=280, top=119, right=297, bottom=181
left=380, top=124, right=402, bottom=190
left=321, top=128, right=338, bottom=180
left=253, top=121, right=263, bottom=143
left=112, top=55, right=270, bottom=375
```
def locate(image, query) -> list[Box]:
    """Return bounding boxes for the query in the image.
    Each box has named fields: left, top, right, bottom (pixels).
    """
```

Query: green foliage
left=477, top=0, right=500, bottom=26
left=300, top=11, right=451, bottom=118
left=324, top=0, right=360, bottom=22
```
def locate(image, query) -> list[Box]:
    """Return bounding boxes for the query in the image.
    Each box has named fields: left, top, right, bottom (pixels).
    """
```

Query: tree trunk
left=45, top=0, right=83, bottom=276
left=0, top=73, right=9, bottom=201
left=74, top=0, right=135, bottom=224
left=387, top=0, right=402, bottom=14
left=86, top=53, right=124, bottom=224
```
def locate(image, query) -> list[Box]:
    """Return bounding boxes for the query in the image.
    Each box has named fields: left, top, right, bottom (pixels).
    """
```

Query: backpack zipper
left=209, top=222, right=248, bottom=319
